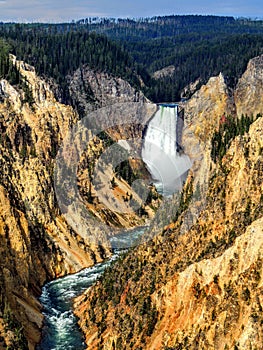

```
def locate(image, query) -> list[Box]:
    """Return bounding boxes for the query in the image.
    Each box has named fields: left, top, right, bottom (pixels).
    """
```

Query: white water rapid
left=37, top=228, right=146, bottom=350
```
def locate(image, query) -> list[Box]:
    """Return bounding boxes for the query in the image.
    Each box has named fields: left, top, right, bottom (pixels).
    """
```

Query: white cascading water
left=142, top=104, right=192, bottom=196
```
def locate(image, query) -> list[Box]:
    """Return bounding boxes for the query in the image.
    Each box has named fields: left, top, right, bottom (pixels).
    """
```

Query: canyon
left=0, top=50, right=262, bottom=350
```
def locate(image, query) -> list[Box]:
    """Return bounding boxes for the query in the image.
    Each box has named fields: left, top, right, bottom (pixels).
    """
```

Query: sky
left=0, top=0, right=262, bottom=23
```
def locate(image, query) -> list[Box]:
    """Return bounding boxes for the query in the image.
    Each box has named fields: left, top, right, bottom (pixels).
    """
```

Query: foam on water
left=37, top=257, right=118, bottom=349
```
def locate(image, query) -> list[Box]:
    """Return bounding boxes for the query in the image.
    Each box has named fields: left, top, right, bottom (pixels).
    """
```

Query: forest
left=1, top=15, right=263, bottom=103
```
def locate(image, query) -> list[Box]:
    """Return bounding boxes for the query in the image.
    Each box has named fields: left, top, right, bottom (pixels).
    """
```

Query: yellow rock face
left=0, top=56, right=157, bottom=348
left=147, top=217, right=263, bottom=350
left=0, top=57, right=109, bottom=348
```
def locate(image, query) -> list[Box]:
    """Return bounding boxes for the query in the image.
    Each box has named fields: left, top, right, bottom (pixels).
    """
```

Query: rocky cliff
left=0, top=57, right=110, bottom=349
left=0, top=57, right=156, bottom=349
left=68, top=65, right=147, bottom=117
left=74, top=55, right=263, bottom=349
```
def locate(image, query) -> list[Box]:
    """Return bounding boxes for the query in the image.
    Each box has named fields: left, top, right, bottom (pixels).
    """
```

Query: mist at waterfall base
left=142, top=104, right=192, bottom=196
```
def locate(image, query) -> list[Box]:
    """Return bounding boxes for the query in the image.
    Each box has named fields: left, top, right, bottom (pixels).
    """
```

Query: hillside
left=76, top=15, right=263, bottom=102
left=0, top=56, right=108, bottom=349
left=74, top=55, right=263, bottom=350
left=1, top=16, right=263, bottom=103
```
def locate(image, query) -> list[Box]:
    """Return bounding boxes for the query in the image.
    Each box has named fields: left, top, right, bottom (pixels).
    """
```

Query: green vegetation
left=0, top=25, right=142, bottom=104
left=78, top=15, right=263, bottom=101
left=211, top=113, right=262, bottom=163
left=0, top=39, right=35, bottom=108
left=172, top=176, right=193, bottom=222
left=2, top=301, right=27, bottom=350
left=0, top=38, right=19, bottom=84
left=1, top=16, right=263, bottom=104
left=115, top=159, right=137, bottom=186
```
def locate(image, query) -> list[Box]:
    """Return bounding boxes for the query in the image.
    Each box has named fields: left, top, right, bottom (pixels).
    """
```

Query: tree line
left=0, top=24, right=143, bottom=104
left=0, top=16, right=263, bottom=103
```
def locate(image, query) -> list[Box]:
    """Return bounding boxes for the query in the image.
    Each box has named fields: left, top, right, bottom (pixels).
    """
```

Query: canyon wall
left=75, top=55, right=263, bottom=350
left=0, top=57, right=155, bottom=349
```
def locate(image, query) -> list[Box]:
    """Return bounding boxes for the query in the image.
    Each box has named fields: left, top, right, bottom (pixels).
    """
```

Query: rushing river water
left=37, top=256, right=116, bottom=350
left=37, top=227, right=146, bottom=350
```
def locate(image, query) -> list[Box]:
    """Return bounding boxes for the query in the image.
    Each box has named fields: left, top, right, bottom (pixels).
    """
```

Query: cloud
left=0, top=0, right=262, bottom=22
left=0, top=0, right=108, bottom=22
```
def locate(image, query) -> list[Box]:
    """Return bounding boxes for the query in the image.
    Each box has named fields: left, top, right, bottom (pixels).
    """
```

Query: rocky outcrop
left=0, top=57, right=112, bottom=349
left=235, top=55, right=263, bottom=117
left=65, top=65, right=160, bottom=231
left=0, top=55, right=158, bottom=349
left=152, top=65, right=176, bottom=80
left=74, top=55, right=263, bottom=349
left=180, top=78, right=202, bottom=99
left=69, top=65, right=147, bottom=117
left=182, top=72, right=233, bottom=143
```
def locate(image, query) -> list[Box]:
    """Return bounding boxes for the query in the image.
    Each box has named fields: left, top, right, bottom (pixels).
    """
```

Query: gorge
left=74, top=56, right=263, bottom=350
left=38, top=56, right=263, bottom=349
left=37, top=228, right=146, bottom=350
left=38, top=102, right=192, bottom=349
left=0, top=19, right=263, bottom=350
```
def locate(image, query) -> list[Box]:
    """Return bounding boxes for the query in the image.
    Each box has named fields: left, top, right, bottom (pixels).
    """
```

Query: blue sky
left=0, top=0, right=262, bottom=22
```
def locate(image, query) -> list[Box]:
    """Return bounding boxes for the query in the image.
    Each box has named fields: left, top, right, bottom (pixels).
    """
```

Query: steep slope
left=0, top=56, right=156, bottom=349
left=68, top=66, right=159, bottom=228
left=69, top=65, right=146, bottom=116
left=74, top=55, right=263, bottom=349
left=235, top=54, right=263, bottom=117
left=0, top=57, right=110, bottom=349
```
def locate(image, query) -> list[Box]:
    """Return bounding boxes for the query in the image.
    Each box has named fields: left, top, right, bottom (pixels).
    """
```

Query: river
left=37, top=227, right=146, bottom=350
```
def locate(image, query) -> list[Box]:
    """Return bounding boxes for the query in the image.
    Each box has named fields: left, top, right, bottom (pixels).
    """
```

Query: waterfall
left=142, top=104, right=192, bottom=196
